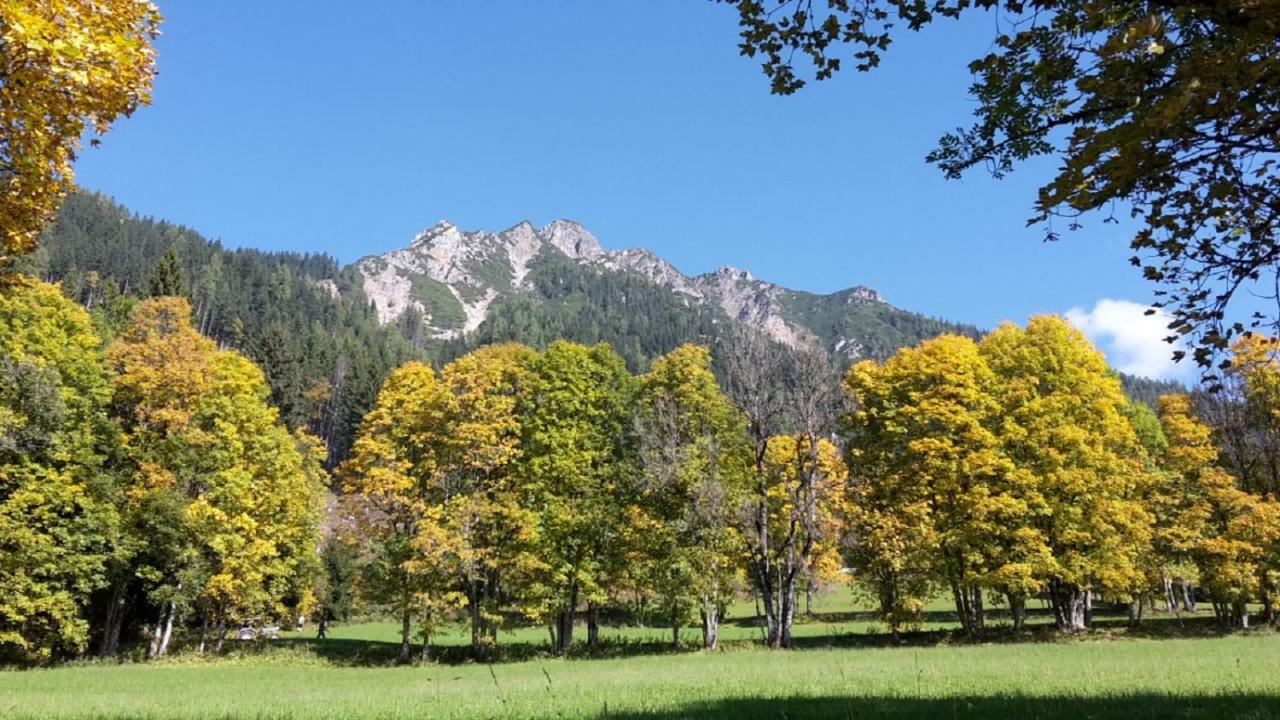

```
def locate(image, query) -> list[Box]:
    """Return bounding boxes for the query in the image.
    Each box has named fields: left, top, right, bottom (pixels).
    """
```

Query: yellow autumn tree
left=1159, top=393, right=1280, bottom=628
left=843, top=334, right=1020, bottom=636
left=340, top=361, right=463, bottom=663
left=1221, top=335, right=1280, bottom=496
left=109, top=297, right=325, bottom=653
left=440, top=344, right=543, bottom=660
left=979, top=316, right=1154, bottom=632
left=185, top=352, right=326, bottom=643
left=750, top=434, right=848, bottom=648
left=0, top=0, right=161, bottom=264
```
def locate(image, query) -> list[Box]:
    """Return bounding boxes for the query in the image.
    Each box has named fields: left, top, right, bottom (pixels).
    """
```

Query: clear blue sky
left=75, top=1, right=1190, bottom=379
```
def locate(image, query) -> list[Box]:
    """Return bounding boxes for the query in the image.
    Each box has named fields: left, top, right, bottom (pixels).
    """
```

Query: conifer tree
left=146, top=249, right=187, bottom=299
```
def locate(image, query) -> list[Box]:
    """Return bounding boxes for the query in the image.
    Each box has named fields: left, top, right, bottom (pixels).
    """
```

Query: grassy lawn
left=3, top=594, right=1277, bottom=719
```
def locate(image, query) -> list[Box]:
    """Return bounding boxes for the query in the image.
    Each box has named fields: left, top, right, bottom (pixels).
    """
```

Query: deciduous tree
left=340, top=361, right=461, bottom=663
left=519, top=341, right=636, bottom=653
left=0, top=278, right=116, bottom=660
left=440, top=344, right=543, bottom=660
left=843, top=335, right=1016, bottom=636
left=719, top=1, right=1280, bottom=370
left=634, top=344, right=749, bottom=649
left=745, top=434, right=848, bottom=648
left=0, top=0, right=160, bottom=265
left=979, top=316, right=1154, bottom=632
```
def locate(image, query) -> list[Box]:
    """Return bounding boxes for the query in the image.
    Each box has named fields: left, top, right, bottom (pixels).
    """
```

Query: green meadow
left=4, top=593, right=1277, bottom=720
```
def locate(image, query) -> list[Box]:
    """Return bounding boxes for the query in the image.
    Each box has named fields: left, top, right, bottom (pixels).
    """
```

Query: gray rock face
left=354, top=219, right=887, bottom=348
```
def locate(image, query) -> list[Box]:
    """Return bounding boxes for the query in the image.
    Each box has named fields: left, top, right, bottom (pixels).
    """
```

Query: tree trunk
left=148, top=610, right=165, bottom=659
left=1127, top=597, right=1144, bottom=628
left=148, top=602, right=174, bottom=658
left=97, top=575, right=128, bottom=657
left=1164, top=576, right=1177, bottom=613
left=469, top=582, right=486, bottom=661
left=398, top=606, right=413, bottom=664
left=950, top=582, right=984, bottom=637
left=1052, top=582, right=1087, bottom=632
left=1233, top=599, right=1250, bottom=629
left=556, top=583, right=577, bottom=654
left=670, top=606, right=681, bottom=648
left=420, top=632, right=431, bottom=662
left=1179, top=579, right=1196, bottom=613
left=197, top=616, right=209, bottom=654
left=752, top=589, right=767, bottom=643
left=213, top=618, right=228, bottom=653
left=1008, top=593, right=1025, bottom=631
left=700, top=600, right=719, bottom=650
left=778, top=580, right=796, bottom=648
left=1212, top=599, right=1230, bottom=628
left=950, top=581, right=972, bottom=636
left=587, top=602, right=600, bottom=648
left=157, top=603, right=176, bottom=657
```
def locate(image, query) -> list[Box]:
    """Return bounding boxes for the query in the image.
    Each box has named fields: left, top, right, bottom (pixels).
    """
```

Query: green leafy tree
left=314, top=536, right=360, bottom=639
left=519, top=341, right=636, bottom=653
left=634, top=344, right=750, bottom=649
left=0, top=278, right=117, bottom=661
left=147, top=249, right=187, bottom=299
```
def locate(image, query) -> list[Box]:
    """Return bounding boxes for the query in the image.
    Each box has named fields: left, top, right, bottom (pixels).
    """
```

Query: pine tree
left=146, top=249, right=188, bottom=299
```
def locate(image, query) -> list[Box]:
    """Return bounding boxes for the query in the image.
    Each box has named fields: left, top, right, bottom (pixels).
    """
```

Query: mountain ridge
left=30, top=191, right=1181, bottom=463
left=353, top=218, right=903, bottom=358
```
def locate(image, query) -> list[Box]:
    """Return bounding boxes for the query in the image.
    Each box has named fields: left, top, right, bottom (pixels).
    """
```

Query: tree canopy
left=0, top=0, right=160, bottom=266
left=720, top=0, right=1280, bottom=372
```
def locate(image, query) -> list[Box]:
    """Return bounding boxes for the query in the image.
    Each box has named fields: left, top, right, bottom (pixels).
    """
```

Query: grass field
left=3, top=593, right=1278, bottom=719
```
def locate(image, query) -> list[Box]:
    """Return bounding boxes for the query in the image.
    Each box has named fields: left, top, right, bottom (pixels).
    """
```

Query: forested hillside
left=26, top=192, right=419, bottom=462
left=29, top=192, right=1181, bottom=466
left=440, top=252, right=722, bottom=370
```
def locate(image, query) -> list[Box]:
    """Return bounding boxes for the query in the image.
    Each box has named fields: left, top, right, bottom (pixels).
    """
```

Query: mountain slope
left=29, top=192, right=421, bottom=463
left=32, top=193, right=1174, bottom=463
left=355, top=218, right=981, bottom=361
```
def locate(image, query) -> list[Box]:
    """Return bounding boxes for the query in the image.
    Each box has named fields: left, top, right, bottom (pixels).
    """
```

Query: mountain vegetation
left=25, top=192, right=419, bottom=463
left=26, top=192, right=1001, bottom=464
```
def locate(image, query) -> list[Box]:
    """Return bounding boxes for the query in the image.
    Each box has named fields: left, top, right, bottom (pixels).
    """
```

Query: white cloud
left=1064, top=299, right=1191, bottom=381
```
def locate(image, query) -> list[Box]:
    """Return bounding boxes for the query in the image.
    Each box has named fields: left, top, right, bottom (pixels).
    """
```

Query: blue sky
left=75, top=1, right=1191, bottom=380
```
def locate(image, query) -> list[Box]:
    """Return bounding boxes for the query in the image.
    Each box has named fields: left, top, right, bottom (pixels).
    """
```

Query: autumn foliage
left=3, top=275, right=1279, bottom=661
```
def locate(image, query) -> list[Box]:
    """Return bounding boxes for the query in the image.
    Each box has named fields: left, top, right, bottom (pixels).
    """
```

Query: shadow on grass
left=786, top=613, right=1238, bottom=651
left=601, top=694, right=1280, bottom=720
left=247, top=611, right=1258, bottom=667
left=270, top=635, right=707, bottom=667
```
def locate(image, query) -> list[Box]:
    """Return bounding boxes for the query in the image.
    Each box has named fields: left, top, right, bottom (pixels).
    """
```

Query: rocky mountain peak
left=713, top=265, right=756, bottom=283
left=847, top=286, right=884, bottom=304
left=354, top=217, right=901, bottom=353
left=541, top=219, right=603, bottom=259
left=410, top=220, right=459, bottom=247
